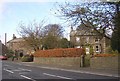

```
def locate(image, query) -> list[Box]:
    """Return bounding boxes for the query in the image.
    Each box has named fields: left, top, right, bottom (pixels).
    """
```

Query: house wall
left=0, top=41, right=7, bottom=55
left=70, top=33, right=109, bottom=54
left=6, top=38, right=34, bottom=54
left=2, top=44, right=7, bottom=55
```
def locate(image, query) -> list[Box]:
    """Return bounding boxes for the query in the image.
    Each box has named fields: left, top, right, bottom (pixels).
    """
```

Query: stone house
left=6, top=35, right=34, bottom=55
left=0, top=40, right=7, bottom=55
left=70, top=24, right=110, bottom=54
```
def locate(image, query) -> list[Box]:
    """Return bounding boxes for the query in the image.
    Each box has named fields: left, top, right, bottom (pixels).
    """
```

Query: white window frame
left=86, top=37, right=89, bottom=43
left=96, top=45, right=99, bottom=53
left=76, top=37, right=80, bottom=42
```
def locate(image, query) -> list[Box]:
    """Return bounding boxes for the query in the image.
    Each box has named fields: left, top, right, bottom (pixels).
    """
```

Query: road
left=1, top=60, right=119, bottom=81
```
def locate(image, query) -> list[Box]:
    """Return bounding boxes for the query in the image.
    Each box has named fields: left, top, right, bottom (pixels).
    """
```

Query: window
left=86, top=47, right=90, bottom=54
left=86, top=37, right=89, bottom=43
left=95, top=38, right=99, bottom=43
left=76, top=37, right=80, bottom=42
left=76, top=46, right=80, bottom=48
left=96, top=46, right=99, bottom=52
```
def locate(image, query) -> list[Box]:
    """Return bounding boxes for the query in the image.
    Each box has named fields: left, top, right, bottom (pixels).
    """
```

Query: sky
left=0, top=0, right=73, bottom=44
left=0, top=0, right=118, bottom=44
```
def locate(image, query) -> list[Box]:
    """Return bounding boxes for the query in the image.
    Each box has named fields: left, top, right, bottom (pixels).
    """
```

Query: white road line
left=3, top=65, right=10, bottom=67
left=3, top=69, right=14, bottom=74
left=43, top=73, right=72, bottom=79
left=40, top=66, right=119, bottom=78
left=18, top=68, right=32, bottom=72
left=4, top=64, right=13, bottom=67
left=18, top=63, right=119, bottom=78
left=40, top=66, right=60, bottom=70
left=20, top=75, right=36, bottom=81
left=25, top=65, right=32, bottom=66
left=59, top=69, right=119, bottom=78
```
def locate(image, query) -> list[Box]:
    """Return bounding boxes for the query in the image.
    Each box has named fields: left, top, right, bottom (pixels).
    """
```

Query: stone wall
left=34, top=56, right=119, bottom=70
left=90, top=56, right=119, bottom=70
left=34, top=57, right=81, bottom=67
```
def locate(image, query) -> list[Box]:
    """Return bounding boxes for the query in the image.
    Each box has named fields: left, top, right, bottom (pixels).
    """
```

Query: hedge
left=34, top=48, right=85, bottom=57
left=93, top=54, right=118, bottom=57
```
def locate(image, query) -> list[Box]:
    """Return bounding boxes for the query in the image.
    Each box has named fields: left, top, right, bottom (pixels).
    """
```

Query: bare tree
left=17, top=20, right=45, bottom=51
left=56, top=1, right=119, bottom=39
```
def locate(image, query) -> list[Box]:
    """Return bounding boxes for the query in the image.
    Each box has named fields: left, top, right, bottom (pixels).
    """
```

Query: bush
left=34, top=48, right=85, bottom=57
left=21, top=54, right=34, bottom=62
left=93, top=54, right=118, bottom=57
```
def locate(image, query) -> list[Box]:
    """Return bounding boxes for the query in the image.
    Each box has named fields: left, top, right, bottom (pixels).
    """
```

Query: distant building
left=0, top=40, right=7, bottom=55
left=6, top=34, right=34, bottom=54
left=70, top=23, right=110, bottom=54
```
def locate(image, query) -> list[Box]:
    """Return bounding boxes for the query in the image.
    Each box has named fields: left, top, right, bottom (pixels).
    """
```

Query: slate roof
left=71, top=23, right=100, bottom=36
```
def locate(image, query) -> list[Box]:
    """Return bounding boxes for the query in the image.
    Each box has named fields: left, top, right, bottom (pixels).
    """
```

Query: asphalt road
left=1, top=60, right=119, bottom=81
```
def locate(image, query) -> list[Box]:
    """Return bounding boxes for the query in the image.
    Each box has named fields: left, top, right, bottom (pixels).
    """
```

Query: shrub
left=21, top=54, right=34, bottom=62
left=93, top=54, right=118, bottom=57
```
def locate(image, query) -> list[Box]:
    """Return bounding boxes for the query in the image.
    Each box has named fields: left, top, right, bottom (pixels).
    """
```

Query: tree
left=56, top=2, right=118, bottom=39
left=56, top=1, right=120, bottom=53
left=43, top=24, right=64, bottom=37
left=42, top=24, right=64, bottom=49
left=17, top=20, right=44, bottom=51
left=58, top=38, right=69, bottom=48
left=111, top=2, right=120, bottom=53
left=43, top=34, right=58, bottom=49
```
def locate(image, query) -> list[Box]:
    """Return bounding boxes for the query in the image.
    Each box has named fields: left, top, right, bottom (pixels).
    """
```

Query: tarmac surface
left=10, top=59, right=119, bottom=78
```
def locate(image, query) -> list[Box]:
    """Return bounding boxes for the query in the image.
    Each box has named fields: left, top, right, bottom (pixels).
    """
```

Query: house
left=6, top=34, right=34, bottom=54
left=0, top=40, right=8, bottom=55
left=70, top=23, right=110, bottom=54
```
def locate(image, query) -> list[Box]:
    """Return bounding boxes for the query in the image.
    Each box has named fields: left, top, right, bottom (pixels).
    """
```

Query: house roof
left=7, top=38, right=24, bottom=43
left=75, top=23, right=100, bottom=36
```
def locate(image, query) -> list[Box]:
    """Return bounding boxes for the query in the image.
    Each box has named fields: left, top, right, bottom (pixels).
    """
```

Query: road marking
left=18, top=68, right=32, bottom=72
left=4, top=65, right=10, bottom=67
left=4, top=64, right=13, bottom=67
left=43, top=73, right=72, bottom=79
left=24, top=64, right=32, bottom=67
left=20, top=75, right=36, bottom=81
left=40, top=66, right=119, bottom=78
left=59, top=69, right=120, bottom=77
left=3, top=68, right=14, bottom=74
left=17, top=63, right=119, bottom=78
left=40, top=66, right=60, bottom=70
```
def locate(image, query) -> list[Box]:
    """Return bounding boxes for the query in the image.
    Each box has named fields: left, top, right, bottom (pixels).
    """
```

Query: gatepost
left=80, top=53, right=85, bottom=67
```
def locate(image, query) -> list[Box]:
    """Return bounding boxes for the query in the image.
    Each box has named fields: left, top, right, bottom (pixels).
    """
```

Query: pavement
left=8, top=59, right=119, bottom=78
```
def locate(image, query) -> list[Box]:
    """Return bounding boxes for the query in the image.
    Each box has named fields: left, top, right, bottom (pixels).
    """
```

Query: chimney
left=13, top=34, right=16, bottom=39
left=5, top=33, right=7, bottom=46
